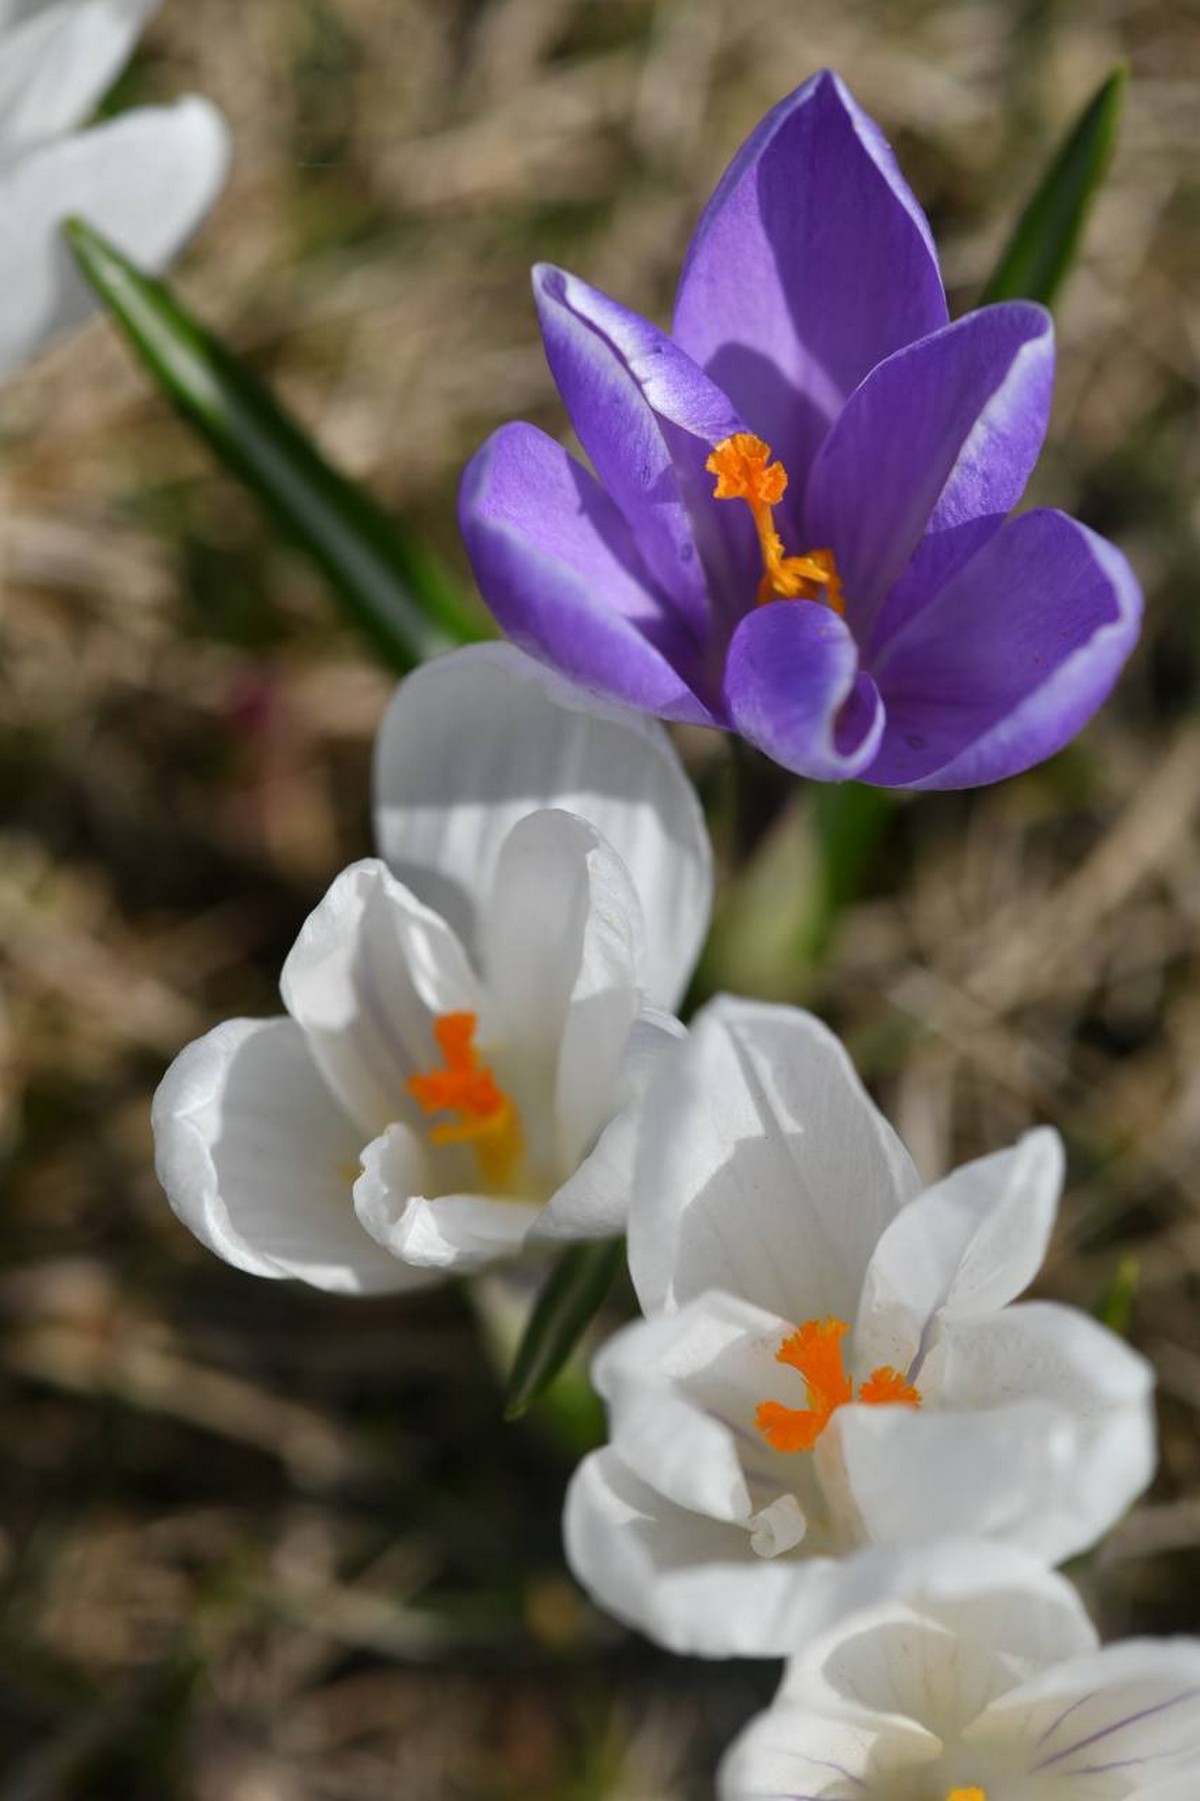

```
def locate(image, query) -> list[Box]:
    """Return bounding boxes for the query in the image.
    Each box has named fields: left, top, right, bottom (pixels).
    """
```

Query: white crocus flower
left=565, top=996, right=1155, bottom=1657
left=0, top=0, right=228, bottom=375
left=153, top=644, right=712, bottom=1291
left=719, top=1542, right=1200, bottom=1801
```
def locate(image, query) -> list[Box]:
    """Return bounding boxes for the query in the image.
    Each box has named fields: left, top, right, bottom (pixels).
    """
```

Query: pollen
left=755, top=1316, right=921, bottom=1454
left=706, top=432, right=845, bottom=614
left=407, top=1011, right=522, bottom=1188
left=946, top=1790, right=987, bottom=1801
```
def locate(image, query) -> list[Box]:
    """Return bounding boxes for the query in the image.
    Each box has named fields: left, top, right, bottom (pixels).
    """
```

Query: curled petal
left=724, top=599, right=884, bottom=781
left=354, top=1124, right=541, bottom=1273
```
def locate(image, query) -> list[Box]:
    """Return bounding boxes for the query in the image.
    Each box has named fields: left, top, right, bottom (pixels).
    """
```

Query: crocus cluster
left=0, top=0, right=227, bottom=377
left=148, top=67, right=1191, bottom=1801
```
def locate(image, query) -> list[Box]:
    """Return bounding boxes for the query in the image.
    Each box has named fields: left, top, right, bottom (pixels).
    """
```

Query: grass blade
left=504, top=1240, right=624, bottom=1421
left=65, top=217, right=480, bottom=671
left=981, top=66, right=1126, bottom=308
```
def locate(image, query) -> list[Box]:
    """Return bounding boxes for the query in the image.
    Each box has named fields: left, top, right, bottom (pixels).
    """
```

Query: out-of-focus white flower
left=719, top=1541, right=1200, bottom=1800
left=565, top=996, right=1155, bottom=1656
left=0, top=0, right=229, bottom=375
left=152, top=645, right=712, bottom=1291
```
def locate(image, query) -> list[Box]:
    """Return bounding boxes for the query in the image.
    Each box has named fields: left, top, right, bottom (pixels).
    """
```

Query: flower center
left=755, top=1317, right=920, bottom=1453
left=706, top=432, right=845, bottom=613
left=406, top=1011, right=523, bottom=1188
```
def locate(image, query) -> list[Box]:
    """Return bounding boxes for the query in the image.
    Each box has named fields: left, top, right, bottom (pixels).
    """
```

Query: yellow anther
left=706, top=433, right=845, bottom=614
left=946, top=1789, right=987, bottom=1801
left=408, top=1012, right=523, bottom=1188
left=756, top=1316, right=921, bottom=1454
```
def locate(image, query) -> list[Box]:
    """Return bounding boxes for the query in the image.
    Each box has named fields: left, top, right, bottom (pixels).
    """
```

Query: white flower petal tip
left=718, top=1542, right=1200, bottom=1801
left=151, top=1016, right=428, bottom=1294
left=571, top=999, right=1157, bottom=1657
left=371, top=642, right=713, bottom=1010
left=0, top=90, right=230, bottom=376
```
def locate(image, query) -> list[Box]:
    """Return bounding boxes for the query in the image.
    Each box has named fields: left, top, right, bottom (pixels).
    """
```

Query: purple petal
left=724, top=600, right=884, bottom=780
left=673, top=70, right=947, bottom=516
left=459, top=422, right=715, bottom=725
left=805, top=303, right=1055, bottom=649
left=533, top=264, right=757, bottom=640
left=865, top=508, right=1143, bottom=789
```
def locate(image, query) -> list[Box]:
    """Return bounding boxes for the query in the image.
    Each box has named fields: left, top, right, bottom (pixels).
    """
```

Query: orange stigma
left=706, top=433, right=845, bottom=613
left=755, top=1317, right=920, bottom=1454
left=407, top=1012, right=522, bottom=1188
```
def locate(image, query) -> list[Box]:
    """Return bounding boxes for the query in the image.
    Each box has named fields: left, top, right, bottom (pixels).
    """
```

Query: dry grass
left=2, top=0, right=1200, bottom=1793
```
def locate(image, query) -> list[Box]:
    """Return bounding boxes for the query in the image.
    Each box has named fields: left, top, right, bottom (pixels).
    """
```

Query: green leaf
left=981, top=65, right=1126, bottom=308
left=65, top=217, right=480, bottom=672
left=504, top=1240, right=624, bottom=1420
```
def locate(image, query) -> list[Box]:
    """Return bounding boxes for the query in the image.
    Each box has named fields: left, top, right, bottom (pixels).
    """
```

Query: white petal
left=973, top=1638, right=1200, bottom=1787
left=564, top=1447, right=845, bottom=1657
left=627, top=996, right=922, bottom=1320
left=0, top=97, right=229, bottom=376
left=830, top=1395, right=1073, bottom=1552
left=372, top=642, right=712, bottom=1009
left=279, top=858, right=479, bottom=1140
left=0, top=0, right=156, bottom=157
left=354, top=1123, right=540, bottom=1272
left=856, top=1127, right=1063, bottom=1373
left=151, top=1017, right=424, bottom=1294
left=924, top=1300, right=1157, bottom=1560
left=482, top=810, right=644, bottom=1178
left=532, top=1007, right=685, bottom=1243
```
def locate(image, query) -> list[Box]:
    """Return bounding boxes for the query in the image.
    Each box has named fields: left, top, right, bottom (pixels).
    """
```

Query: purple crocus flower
left=459, top=71, right=1142, bottom=787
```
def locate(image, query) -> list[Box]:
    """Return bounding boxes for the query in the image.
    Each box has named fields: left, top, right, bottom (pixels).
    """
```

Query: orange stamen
left=407, top=1011, right=522, bottom=1187
left=755, top=1316, right=921, bottom=1454
left=947, top=1791, right=987, bottom=1801
left=705, top=433, right=845, bottom=614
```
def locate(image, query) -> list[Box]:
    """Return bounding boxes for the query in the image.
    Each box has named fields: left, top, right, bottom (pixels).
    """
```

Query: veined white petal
left=971, top=1638, right=1200, bottom=1788
left=720, top=1545, right=1100, bottom=1799
left=482, top=809, right=643, bottom=1180
left=0, top=97, right=229, bottom=376
left=280, top=858, right=479, bottom=1141
left=354, top=1124, right=540, bottom=1272
left=532, top=1006, right=685, bottom=1243
left=0, top=0, right=156, bottom=159
left=627, top=996, right=922, bottom=1320
left=372, top=642, right=712, bottom=1009
left=856, top=1127, right=1063, bottom=1374
left=151, top=1017, right=424, bottom=1294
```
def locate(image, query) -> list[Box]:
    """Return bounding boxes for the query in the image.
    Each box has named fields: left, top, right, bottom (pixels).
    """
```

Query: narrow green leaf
left=982, top=65, right=1126, bottom=308
left=504, top=1240, right=624, bottom=1421
left=65, top=217, right=480, bottom=671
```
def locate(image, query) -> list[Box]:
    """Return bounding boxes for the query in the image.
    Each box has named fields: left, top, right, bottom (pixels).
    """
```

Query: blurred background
left=2, top=0, right=1200, bottom=1794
